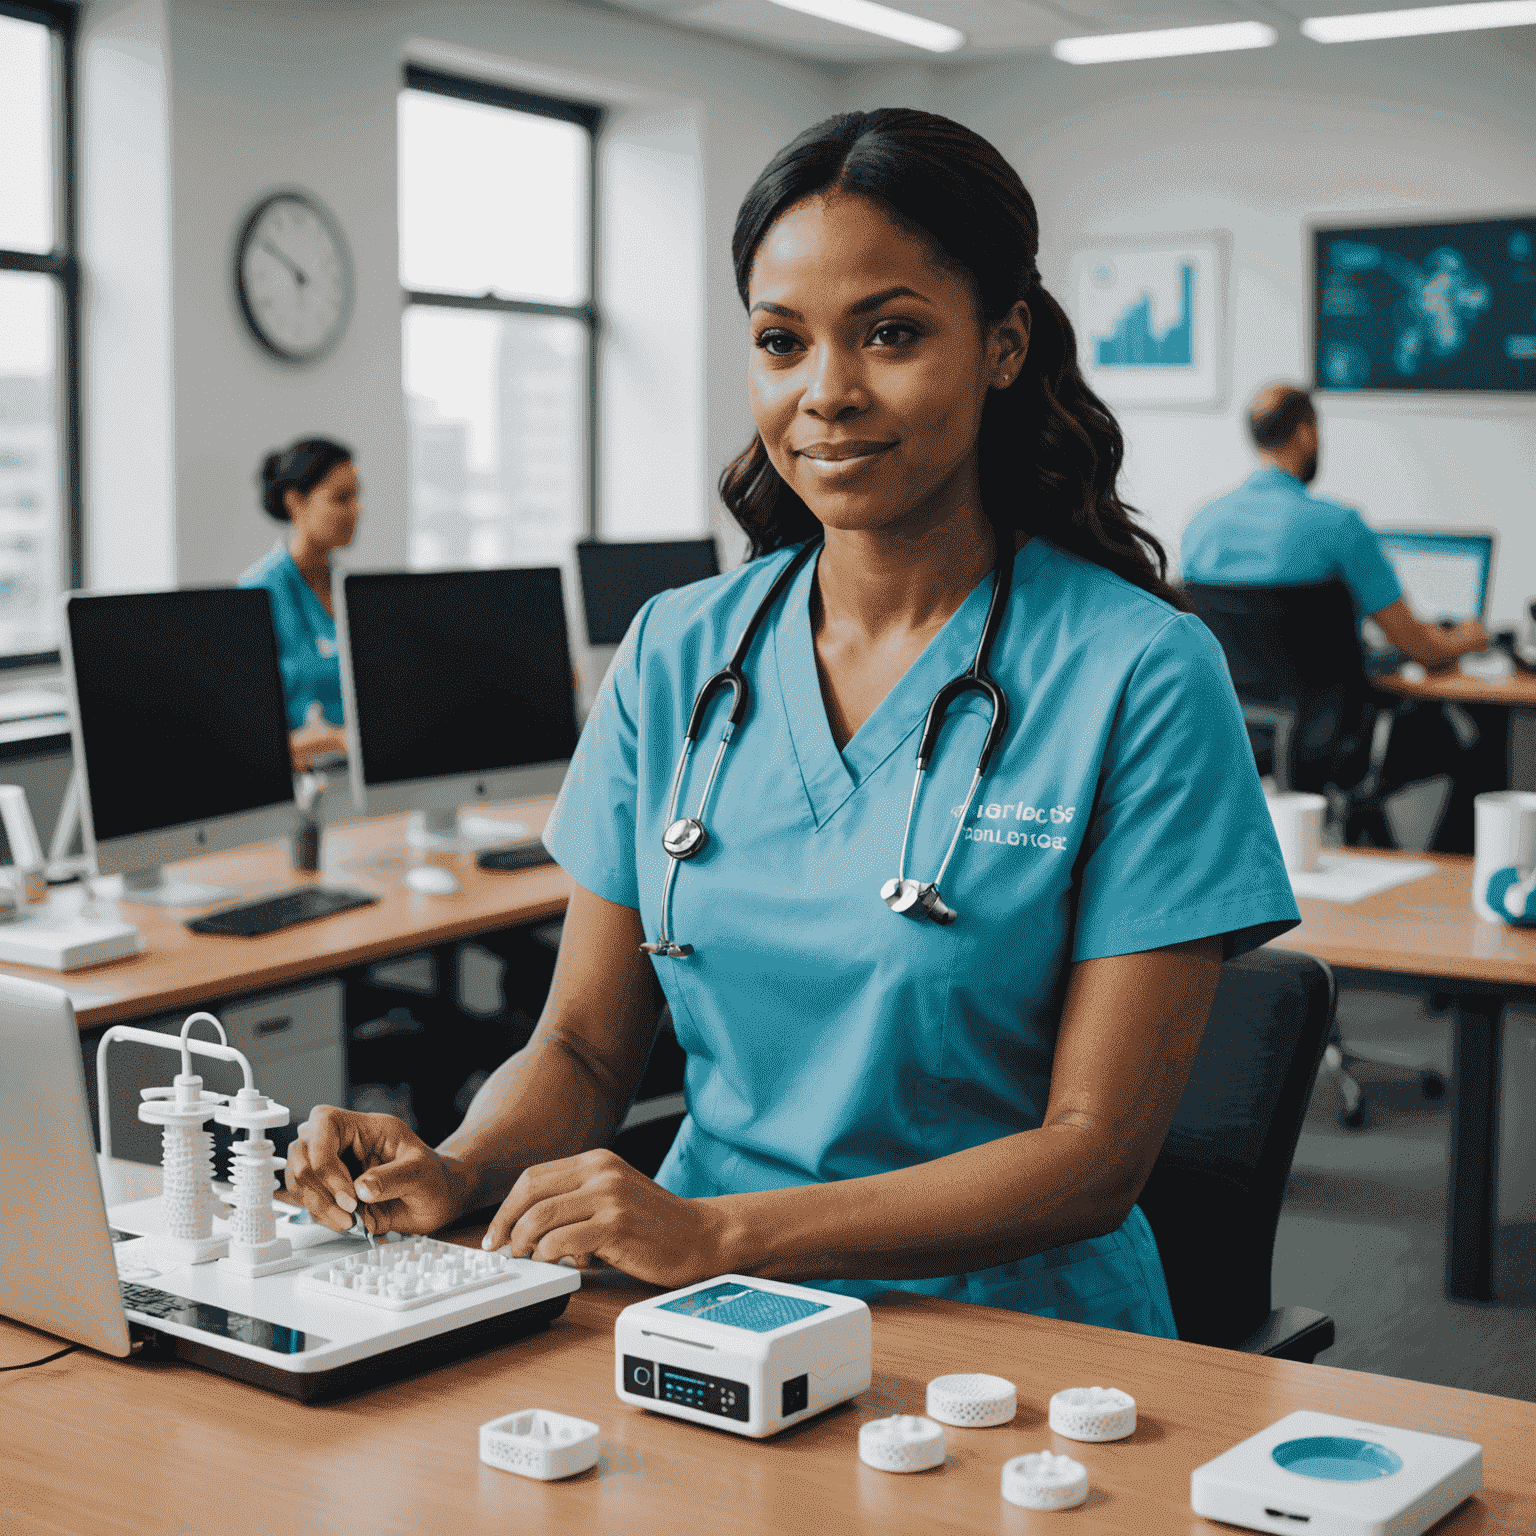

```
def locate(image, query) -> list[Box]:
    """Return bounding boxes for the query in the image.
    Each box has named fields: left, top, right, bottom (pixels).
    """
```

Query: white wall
left=79, top=0, right=840, bottom=593
left=911, top=32, right=1536, bottom=627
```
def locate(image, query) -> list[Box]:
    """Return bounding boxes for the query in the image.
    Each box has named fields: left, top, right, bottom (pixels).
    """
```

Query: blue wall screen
left=1314, top=215, right=1536, bottom=392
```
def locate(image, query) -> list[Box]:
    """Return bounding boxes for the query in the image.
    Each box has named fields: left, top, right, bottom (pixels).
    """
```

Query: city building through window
left=399, top=66, right=601, bottom=569
left=0, top=1, right=79, bottom=663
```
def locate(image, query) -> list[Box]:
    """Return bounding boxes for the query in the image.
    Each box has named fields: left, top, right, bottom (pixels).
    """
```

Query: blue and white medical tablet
left=614, top=1275, right=870, bottom=1438
left=1191, top=1409, right=1482, bottom=1536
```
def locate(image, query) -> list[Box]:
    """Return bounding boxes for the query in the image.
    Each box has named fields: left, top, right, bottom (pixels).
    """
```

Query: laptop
left=1363, top=528, right=1496, bottom=668
left=1376, top=529, right=1495, bottom=626
left=0, top=974, right=578, bottom=1400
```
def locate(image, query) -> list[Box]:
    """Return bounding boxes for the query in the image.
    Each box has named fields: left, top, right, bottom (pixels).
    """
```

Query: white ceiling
left=599, top=0, right=1403, bottom=64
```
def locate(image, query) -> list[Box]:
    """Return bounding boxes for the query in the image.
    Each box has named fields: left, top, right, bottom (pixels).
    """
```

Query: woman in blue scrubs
left=284, top=111, right=1299, bottom=1336
left=238, top=437, right=359, bottom=770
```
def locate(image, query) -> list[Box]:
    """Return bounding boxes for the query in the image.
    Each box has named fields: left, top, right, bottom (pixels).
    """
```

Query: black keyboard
left=477, top=844, right=556, bottom=871
left=186, top=886, right=379, bottom=937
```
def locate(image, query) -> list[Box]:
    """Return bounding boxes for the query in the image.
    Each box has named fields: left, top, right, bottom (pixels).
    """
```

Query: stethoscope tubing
left=645, top=534, right=1014, bottom=956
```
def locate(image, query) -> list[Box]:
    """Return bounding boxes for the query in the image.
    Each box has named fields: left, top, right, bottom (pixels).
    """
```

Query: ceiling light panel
left=1052, top=18, right=1278, bottom=59
left=1301, top=0, right=1536, bottom=41
left=766, top=0, right=964, bottom=48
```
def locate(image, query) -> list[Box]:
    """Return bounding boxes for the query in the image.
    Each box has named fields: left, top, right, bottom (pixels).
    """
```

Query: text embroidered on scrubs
left=953, top=799, right=1076, bottom=851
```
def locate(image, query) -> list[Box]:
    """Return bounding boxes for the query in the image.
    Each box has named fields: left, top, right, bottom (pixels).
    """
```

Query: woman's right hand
left=282, top=1105, right=466, bottom=1236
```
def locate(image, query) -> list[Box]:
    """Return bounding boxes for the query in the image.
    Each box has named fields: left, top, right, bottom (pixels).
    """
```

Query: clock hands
left=259, top=237, right=309, bottom=289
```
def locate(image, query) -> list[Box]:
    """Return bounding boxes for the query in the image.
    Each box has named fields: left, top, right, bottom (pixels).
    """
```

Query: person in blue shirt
left=283, top=110, right=1298, bottom=1336
left=1183, top=386, right=1493, bottom=851
left=239, top=437, right=359, bottom=770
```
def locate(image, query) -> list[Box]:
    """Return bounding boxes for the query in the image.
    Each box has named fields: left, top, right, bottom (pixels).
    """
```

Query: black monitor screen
left=578, top=539, right=720, bottom=645
left=66, top=589, right=295, bottom=843
left=343, top=568, right=579, bottom=789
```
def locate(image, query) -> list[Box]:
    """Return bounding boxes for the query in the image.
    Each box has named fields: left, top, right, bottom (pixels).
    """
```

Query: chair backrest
left=1183, top=581, right=1373, bottom=786
left=1136, top=947, right=1336, bottom=1348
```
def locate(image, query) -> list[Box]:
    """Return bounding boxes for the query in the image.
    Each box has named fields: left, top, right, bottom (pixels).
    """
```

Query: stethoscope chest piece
left=663, top=817, right=708, bottom=860
left=881, top=877, right=957, bottom=925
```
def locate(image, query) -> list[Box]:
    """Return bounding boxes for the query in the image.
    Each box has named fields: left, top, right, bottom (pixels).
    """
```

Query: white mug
left=1267, top=791, right=1326, bottom=874
left=1472, top=791, right=1536, bottom=922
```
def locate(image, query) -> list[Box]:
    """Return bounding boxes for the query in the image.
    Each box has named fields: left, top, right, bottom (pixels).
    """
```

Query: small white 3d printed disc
left=1002, top=1451, right=1089, bottom=1510
left=1049, top=1385, right=1136, bottom=1442
left=858, top=1415, right=947, bottom=1472
left=926, top=1372, right=1017, bottom=1428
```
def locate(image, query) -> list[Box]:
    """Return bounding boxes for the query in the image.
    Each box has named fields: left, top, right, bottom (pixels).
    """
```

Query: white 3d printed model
left=98, top=1011, right=297, bottom=1268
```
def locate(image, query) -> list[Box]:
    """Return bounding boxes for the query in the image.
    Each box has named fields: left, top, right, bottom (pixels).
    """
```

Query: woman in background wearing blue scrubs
left=285, top=112, right=1299, bottom=1336
left=239, top=437, right=359, bottom=770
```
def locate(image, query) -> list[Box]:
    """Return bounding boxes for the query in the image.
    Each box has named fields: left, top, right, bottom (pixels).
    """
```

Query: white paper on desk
left=1288, top=853, right=1436, bottom=904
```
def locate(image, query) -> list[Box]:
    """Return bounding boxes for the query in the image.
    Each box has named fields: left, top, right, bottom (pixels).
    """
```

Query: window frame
left=400, top=65, right=604, bottom=544
left=0, top=0, right=80, bottom=668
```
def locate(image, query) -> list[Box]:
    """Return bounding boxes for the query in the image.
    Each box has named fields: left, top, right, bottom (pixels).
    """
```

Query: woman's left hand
left=482, top=1149, right=733, bottom=1287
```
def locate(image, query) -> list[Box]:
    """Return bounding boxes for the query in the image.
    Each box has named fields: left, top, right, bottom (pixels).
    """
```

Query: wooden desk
left=0, top=799, right=571, bottom=1030
left=4, top=1266, right=1531, bottom=1535
left=1374, top=666, right=1536, bottom=709
left=1270, top=850, right=1536, bottom=1302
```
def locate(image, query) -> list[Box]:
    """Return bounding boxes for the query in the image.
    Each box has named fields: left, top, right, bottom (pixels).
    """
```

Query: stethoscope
left=640, top=536, right=1015, bottom=959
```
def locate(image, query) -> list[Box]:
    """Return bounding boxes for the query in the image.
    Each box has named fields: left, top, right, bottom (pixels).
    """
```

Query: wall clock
left=234, top=189, right=354, bottom=364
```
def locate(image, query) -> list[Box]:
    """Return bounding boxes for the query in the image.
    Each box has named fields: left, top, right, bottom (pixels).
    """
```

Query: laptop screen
left=1376, top=531, right=1493, bottom=625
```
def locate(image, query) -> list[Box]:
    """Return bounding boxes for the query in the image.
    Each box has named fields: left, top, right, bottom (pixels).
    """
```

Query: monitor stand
left=119, top=866, right=236, bottom=908
left=405, top=807, right=537, bottom=852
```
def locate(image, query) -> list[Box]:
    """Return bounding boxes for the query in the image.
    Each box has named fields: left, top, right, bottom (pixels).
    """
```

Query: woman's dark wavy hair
left=721, top=109, right=1183, bottom=608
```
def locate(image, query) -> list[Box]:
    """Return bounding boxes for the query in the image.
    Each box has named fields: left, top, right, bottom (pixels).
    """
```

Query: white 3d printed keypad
left=859, top=1415, right=947, bottom=1472
left=478, top=1409, right=601, bottom=1481
left=1002, top=1451, right=1090, bottom=1510
left=926, top=1372, right=1017, bottom=1427
left=298, top=1237, right=523, bottom=1310
left=1049, top=1385, right=1137, bottom=1441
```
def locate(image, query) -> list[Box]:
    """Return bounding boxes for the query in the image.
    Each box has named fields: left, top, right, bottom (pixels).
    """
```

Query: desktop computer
left=335, top=567, right=580, bottom=848
left=577, top=537, right=720, bottom=647
left=1377, top=530, right=1495, bottom=626
left=61, top=588, right=302, bottom=907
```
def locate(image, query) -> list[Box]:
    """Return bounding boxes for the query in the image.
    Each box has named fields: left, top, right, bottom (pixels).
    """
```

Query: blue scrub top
left=542, top=537, right=1300, bottom=1336
left=238, top=544, right=344, bottom=731
left=1181, top=466, right=1402, bottom=617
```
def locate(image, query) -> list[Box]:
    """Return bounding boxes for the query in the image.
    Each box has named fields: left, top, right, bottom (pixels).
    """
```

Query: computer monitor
left=61, top=588, right=298, bottom=906
left=1376, top=530, right=1495, bottom=625
left=336, top=567, right=580, bottom=848
left=577, top=538, right=721, bottom=647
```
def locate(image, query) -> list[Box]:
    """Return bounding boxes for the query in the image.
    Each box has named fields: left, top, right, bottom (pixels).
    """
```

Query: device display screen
left=66, top=589, right=296, bottom=843
left=657, top=1281, right=828, bottom=1333
left=120, top=1281, right=325, bottom=1354
left=343, top=569, right=579, bottom=788
left=578, top=539, right=720, bottom=646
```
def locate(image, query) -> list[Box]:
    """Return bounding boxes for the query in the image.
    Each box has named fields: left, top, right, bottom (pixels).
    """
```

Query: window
left=399, top=67, right=601, bottom=569
left=0, top=1, right=78, bottom=663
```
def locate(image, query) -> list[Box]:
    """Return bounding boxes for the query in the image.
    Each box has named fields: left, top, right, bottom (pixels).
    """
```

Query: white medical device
left=614, top=1275, right=870, bottom=1438
left=1191, top=1410, right=1483, bottom=1536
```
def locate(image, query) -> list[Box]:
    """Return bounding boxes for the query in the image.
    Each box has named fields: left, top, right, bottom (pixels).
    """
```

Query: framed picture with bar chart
left=1069, top=235, right=1228, bottom=409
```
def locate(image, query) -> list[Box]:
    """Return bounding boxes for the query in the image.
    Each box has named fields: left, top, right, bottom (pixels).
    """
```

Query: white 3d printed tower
left=216, top=1086, right=307, bottom=1278
left=137, top=1068, right=228, bottom=1264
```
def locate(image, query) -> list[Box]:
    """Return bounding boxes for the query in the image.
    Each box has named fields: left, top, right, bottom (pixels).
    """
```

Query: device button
left=782, top=1374, right=808, bottom=1417
left=624, top=1355, right=655, bottom=1396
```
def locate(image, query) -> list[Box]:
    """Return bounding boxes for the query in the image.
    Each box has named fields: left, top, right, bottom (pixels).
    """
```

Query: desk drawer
left=221, top=980, right=342, bottom=1061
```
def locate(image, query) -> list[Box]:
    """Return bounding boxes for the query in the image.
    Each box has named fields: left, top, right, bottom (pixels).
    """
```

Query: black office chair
left=1183, top=580, right=1397, bottom=845
left=1136, top=947, right=1337, bottom=1362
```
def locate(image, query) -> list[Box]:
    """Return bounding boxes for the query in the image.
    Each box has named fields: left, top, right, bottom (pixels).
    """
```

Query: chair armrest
left=1236, top=1306, right=1335, bottom=1363
left=1240, top=702, right=1298, bottom=793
